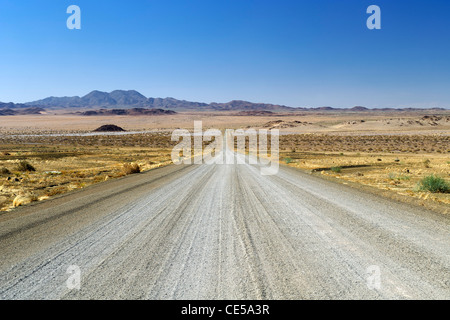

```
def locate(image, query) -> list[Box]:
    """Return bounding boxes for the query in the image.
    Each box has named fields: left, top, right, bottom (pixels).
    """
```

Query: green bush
left=16, top=161, right=36, bottom=172
left=418, top=175, right=449, bottom=193
left=284, top=157, right=293, bottom=164
left=331, top=166, right=342, bottom=173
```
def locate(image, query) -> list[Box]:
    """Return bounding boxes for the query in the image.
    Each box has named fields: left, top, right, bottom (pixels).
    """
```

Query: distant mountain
left=8, top=90, right=448, bottom=112
left=209, top=100, right=293, bottom=111
left=77, top=108, right=177, bottom=116
left=25, top=90, right=208, bottom=110
left=81, top=90, right=117, bottom=106
left=109, top=90, right=147, bottom=105
left=0, top=106, right=45, bottom=116
left=25, top=90, right=294, bottom=111
left=146, top=97, right=209, bottom=109
left=0, top=102, right=32, bottom=109
left=235, top=110, right=275, bottom=116
left=350, top=106, right=369, bottom=112
left=0, top=108, right=16, bottom=116
left=313, top=106, right=335, bottom=111
left=27, top=96, right=83, bottom=108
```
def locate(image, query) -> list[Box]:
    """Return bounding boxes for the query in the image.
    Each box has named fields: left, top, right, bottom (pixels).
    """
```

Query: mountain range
left=22, top=90, right=294, bottom=111
left=0, top=90, right=447, bottom=113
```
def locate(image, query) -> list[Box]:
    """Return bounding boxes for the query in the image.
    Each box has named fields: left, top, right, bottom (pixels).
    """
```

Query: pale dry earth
left=1, top=111, right=449, bottom=134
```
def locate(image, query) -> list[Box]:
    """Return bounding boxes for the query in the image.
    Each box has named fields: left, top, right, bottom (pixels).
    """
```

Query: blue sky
left=0, top=0, right=449, bottom=108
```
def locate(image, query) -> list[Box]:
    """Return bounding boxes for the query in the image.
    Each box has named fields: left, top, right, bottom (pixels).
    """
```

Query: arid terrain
left=1, top=130, right=449, bottom=300
left=0, top=132, right=176, bottom=211
left=278, top=144, right=449, bottom=214
left=0, top=110, right=449, bottom=213
left=0, top=109, right=449, bottom=300
left=1, top=109, right=449, bottom=132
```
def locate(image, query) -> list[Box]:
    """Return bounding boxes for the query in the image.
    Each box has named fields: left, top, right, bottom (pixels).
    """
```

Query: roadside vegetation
left=122, top=163, right=141, bottom=175
left=0, top=133, right=177, bottom=211
left=16, top=161, right=36, bottom=172
left=331, top=166, right=342, bottom=173
left=277, top=134, right=450, bottom=212
left=418, top=175, right=449, bottom=193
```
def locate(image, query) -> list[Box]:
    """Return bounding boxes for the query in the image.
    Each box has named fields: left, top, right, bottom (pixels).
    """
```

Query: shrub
left=16, top=161, right=36, bottom=172
left=0, top=167, right=10, bottom=174
left=418, top=175, right=449, bottom=193
left=122, top=163, right=141, bottom=175
left=284, top=157, right=293, bottom=164
left=388, top=173, right=411, bottom=181
left=331, top=166, right=342, bottom=173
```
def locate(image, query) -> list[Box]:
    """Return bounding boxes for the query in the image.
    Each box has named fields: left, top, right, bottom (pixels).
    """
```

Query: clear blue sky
left=1, top=0, right=449, bottom=108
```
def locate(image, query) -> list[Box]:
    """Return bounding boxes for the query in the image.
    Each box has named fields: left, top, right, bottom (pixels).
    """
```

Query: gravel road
left=0, top=139, right=449, bottom=300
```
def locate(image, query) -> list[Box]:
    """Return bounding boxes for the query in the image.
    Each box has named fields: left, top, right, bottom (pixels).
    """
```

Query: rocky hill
left=0, top=105, right=45, bottom=116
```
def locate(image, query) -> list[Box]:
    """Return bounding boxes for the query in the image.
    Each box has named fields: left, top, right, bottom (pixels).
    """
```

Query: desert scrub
left=46, top=186, right=68, bottom=197
left=417, top=175, right=449, bottom=193
left=0, top=167, right=10, bottom=174
left=388, top=173, right=411, bottom=181
left=331, top=166, right=342, bottom=173
left=122, top=163, right=141, bottom=175
left=284, top=157, right=293, bottom=164
left=16, top=161, right=36, bottom=172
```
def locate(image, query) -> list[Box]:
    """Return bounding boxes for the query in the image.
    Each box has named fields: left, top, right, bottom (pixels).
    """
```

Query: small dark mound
left=93, top=124, right=126, bottom=132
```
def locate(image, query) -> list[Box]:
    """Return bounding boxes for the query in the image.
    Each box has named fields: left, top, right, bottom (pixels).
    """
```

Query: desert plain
left=0, top=109, right=449, bottom=214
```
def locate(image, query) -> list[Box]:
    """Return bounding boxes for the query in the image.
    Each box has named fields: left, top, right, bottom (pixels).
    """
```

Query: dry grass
left=1, top=111, right=449, bottom=213
left=279, top=134, right=449, bottom=154
left=231, top=132, right=449, bottom=212
left=0, top=133, right=175, bottom=211
left=0, top=167, right=10, bottom=174
left=122, top=163, right=141, bottom=175
left=277, top=134, right=450, bottom=212
left=16, top=161, right=36, bottom=172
